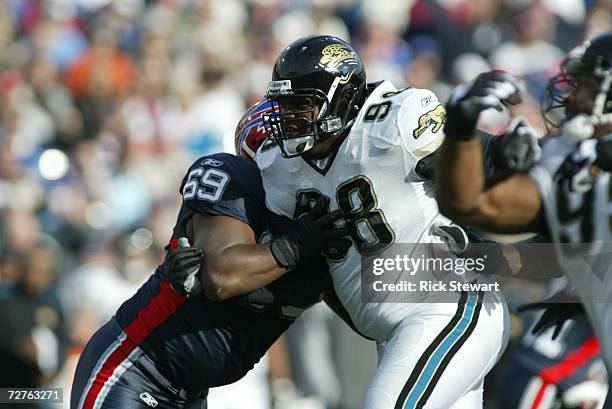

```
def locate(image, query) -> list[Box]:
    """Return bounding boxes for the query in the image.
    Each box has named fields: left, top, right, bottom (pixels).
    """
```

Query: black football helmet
left=542, top=32, right=612, bottom=134
left=263, top=35, right=367, bottom=157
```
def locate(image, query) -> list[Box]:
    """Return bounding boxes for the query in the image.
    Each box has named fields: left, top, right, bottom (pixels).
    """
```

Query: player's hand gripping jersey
left=257, top=82, right=456, bottom=340
left=530, top=136, right=612, bottom=372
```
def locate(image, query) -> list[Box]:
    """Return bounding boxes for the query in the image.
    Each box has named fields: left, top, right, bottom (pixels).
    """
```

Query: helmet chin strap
left=318, top=76, right=345, bottom=134
left=318, top=77, right=341, bottom=120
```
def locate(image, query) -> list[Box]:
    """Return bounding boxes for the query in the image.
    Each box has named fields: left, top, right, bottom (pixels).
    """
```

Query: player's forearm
left=438, top=71, right=536, bottom=229
left=436, top=137, right=486, bottom=220
left=201, top=244, right=287, bottom=301
left=437, top=140, right=542, bottom=232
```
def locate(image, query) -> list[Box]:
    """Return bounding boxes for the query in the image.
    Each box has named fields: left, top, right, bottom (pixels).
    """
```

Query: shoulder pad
left=356, top=84, right=444, bottom=160
left=180, top=152, right=261, bottom=206
left=255, top=141, right=302, bottom=174
left=366, top=81, right=385, bottom=95
left=396, top=88, right=446, bottom=161
left=355, top=81, right=414, bottom=149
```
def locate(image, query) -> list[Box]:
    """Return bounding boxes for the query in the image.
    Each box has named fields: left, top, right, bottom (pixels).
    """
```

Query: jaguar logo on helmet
left=263, top=35, right=367, bottom=158
left=319, top=44, right=360, bottom=71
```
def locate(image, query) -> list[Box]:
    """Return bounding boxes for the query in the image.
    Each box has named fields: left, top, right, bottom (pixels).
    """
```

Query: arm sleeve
left=397, top=89, right=446, bottom=168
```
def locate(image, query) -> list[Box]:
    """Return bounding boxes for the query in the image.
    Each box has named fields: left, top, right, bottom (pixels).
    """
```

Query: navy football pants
left=71, top=318, right=207, bottom=409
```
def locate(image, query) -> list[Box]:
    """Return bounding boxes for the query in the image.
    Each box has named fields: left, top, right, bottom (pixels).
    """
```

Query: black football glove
left=445, top=71, right=524, bottom=141
left=519, top=301, right=585, bottom=340
left=270, top=195, right=349, bottom=269
left=164, top=237, right=204, bottom=296
left=491, top=117, right=542, bottom=171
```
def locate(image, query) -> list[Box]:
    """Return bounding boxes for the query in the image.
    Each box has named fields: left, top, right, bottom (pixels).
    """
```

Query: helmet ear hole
left=342, top=88, right=355, bottom=102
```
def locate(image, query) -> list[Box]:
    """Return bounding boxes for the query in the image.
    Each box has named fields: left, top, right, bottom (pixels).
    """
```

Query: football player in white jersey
left=435, top=32, right=612, bottom=374
left=256, top=35, right=510, bottom=409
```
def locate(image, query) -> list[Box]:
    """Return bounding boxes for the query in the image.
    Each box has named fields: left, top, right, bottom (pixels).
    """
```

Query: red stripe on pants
left=81, top=281, right=186, bottom=409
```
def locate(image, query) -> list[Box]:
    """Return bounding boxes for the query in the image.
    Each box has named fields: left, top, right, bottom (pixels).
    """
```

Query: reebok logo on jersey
left=421, top=95, right=433, bottom=106
left=201, top=158, right=224, bottom=167
left=315, top=157, right=330, bottom=169
left=139, top=392, right=158, bottom=407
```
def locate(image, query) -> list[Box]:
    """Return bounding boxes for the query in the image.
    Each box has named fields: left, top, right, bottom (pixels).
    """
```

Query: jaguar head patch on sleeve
left=413, top=105, right=446, bottom=139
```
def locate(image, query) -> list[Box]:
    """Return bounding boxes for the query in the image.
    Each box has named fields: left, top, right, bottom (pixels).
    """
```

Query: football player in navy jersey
left=70, top=100, right=352, bottom=409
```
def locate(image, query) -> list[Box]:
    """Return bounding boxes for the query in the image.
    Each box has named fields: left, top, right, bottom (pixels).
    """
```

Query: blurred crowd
left=0, top=0, right=611, bottom=408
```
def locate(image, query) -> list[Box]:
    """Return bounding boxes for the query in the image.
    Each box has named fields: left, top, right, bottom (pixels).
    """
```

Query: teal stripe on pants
left=403, top=292, right=479, bottom=408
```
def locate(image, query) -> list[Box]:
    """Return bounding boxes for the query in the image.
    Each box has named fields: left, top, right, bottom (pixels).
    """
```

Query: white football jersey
left=256, top=81, right=453, bottom=340
left=530, top=136, right=612, bottom=372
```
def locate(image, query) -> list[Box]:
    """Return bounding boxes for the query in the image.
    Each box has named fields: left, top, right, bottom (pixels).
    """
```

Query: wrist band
left=270, top=237, right=297, bottom=270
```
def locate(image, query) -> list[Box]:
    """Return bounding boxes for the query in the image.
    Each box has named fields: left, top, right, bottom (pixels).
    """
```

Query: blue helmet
left=235, top=99, right=275, bottom=161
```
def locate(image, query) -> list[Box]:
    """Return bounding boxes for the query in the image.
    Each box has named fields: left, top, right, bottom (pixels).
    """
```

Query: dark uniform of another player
left=71, top=153, right=329, bottom=409
left=499, top=317, right=605, bottom=409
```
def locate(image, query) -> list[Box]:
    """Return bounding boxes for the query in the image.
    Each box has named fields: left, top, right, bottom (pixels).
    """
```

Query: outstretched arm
left=436, top=138, right=541, bottom=233
left=435, top=72, right=543, bottom=233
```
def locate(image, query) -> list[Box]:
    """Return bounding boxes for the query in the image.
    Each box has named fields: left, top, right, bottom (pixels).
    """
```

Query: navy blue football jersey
left=114, top=153, right=329, bottom=393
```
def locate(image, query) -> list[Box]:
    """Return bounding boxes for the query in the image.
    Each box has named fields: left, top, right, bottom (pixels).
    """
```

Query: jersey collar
left=302, top=131, right=350, bottom=175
